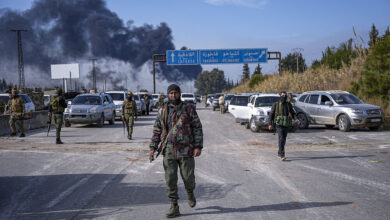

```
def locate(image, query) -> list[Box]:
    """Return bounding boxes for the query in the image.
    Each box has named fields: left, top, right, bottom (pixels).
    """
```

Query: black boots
left=56, top=138, right=63, bottom=144
left=166, top=203, right=180, bottom=218
left=187, top=192, right=196, bottom=208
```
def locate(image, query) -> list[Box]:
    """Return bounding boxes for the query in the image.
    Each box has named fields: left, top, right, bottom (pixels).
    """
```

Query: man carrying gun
left=122, top=92, right=137, bottom=140
left=268, top=91, right=299, bottom=161
left=48, top=88, right=67, bottom=144
left=8, top=88, right=25, bottom=137
left=149, top=84, right=203, bottom=218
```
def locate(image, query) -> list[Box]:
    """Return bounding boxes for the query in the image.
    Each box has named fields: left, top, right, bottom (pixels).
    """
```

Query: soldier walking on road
left=149, top=84, right=203, bottom=218
left=8, top=89, right=25, bottom=137
left=219, top=95, right=225, bottom=114
left=144, top=94, right=150, bottom=115
left=122, top=92, right=137, bottom=140
left=268, top=91, right=299, bottom=161
left=49, top=88, right=67, bottom=144
left=158, top=92, right=165, bottom=109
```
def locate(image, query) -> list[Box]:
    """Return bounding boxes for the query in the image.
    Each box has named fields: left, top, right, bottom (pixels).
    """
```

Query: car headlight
left=256, top=110, right=265, bottom=116
left=350, top=109, right=364, bottom=114
left=89, top=107, right=98, bottom=113
left=65, top=108, right=71, bottom=113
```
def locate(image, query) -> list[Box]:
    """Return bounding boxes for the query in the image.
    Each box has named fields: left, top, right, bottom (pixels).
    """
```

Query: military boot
left=56, top=138, right=64, bottom=144
left=19, top=133, right=25, bottom=137
left=187, top=191, right=196, bottom=208
left=166, top=203, right=180, bottom=218
left=9, top=132, right=17, bottom=137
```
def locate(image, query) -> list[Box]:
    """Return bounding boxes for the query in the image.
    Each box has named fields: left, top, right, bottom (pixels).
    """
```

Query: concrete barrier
left=0, top=111, right=51, bottom=136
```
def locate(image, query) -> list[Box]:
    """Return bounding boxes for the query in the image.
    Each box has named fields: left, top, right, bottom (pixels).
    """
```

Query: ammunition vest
left=10, top=96, right=24, bottom=113
left=274, top=102, right=292, bottom=127
left=124, top=100, right=135, bottom=115
left=50, top=96, right=65, bottom=112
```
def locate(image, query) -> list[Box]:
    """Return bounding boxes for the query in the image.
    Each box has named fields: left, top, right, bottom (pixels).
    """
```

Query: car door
left=317, top=94, right=335, bottom=124
left=228, top=96, right=238, bottom=118
left=305, top=94, right=320, bottom=123
left=103, top=95, right=111, bottom=118
left=234, top=96, right=250, bottom=121
left=247, top=96, right=255, bottom=118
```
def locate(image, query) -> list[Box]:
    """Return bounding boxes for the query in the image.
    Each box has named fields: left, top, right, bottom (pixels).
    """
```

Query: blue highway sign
left=166, top=50, right=199, bottom=65
left=199, top=48, right=268, bottom=64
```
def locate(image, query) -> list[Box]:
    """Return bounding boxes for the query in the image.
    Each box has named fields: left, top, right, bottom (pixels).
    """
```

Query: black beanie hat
left=167, top=84, right=181, bottom=94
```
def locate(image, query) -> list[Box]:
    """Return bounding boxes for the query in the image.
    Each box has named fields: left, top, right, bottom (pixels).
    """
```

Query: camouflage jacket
left=150, top=101, right=203, bottom=157
left=122, top=99, right=137, bottom=116
left=10, top=95, right=25, bottom=116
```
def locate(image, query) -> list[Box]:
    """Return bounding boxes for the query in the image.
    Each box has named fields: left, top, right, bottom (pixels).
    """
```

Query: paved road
left=1, top=104, right=389, bottom=219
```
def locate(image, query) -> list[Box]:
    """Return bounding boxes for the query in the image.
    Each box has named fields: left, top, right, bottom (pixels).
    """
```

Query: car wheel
left=338, top=114, right=351, bottom=132
left=369, top=126, right=381, bottom=131
left=109, top=112, right=115, bottom=125
left=297, top=113, right=309, bottom=129
left=97, top=114, right=104, bottom=128
left=250, top=117, right=259, bottom=132
left=325, top=125, right=335, bottom=129
left=65, top=120, right=71, bottom=127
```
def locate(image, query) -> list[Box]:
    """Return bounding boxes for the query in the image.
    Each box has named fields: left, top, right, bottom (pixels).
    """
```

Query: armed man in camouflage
left=122, top=92, right=137, bottom=140
left=268, top=91, right=299, bottom=161
left=158, top=92, right=165, bottom=108
left=49, top=88, right=67, bottom=144
left=144, top=94, right=150, bottom=115
left=149, top=84, right=203, bottom=218
left=9, top=89, right=25, bottom=137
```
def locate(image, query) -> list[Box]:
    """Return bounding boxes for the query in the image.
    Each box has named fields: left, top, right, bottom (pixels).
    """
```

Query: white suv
left=181, top=93, right=196, bottom=104
left=247, top=94, right=280, bottom=132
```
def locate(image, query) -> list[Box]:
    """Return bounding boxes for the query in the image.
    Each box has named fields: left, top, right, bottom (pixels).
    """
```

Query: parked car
left=64, top=93, right=116, bottom=127
left=212, top=93, right=224, bottom=111
left=105, top=91, right=127, bottom=119
left=133, top=93, right=146, bottom=115
left=295, top=90, right=384, bottom=131
left=0, top=93, right=35, bottom=114
left=223, top=94, right=235, bottom=112
left=228, top=95, right=250, bottom=124
left=181, top=93, right=196, bottom=104
left=247, top=93, right=281, bottom=132
left=206, top=94, right=214, bottom=106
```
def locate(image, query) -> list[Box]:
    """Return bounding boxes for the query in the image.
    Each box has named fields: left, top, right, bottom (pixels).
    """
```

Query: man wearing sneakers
left=268, top=91, right=299, bottom=161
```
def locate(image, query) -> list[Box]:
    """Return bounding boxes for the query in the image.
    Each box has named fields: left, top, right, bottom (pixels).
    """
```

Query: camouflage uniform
left=144, top=94, right=150, bottom=115
left=9, top=91, right=25, bottom=136
left=49, top=89, right=67, bottom=144
left=122, top=93, right=137, bottom=140
left=0, top=99, right=5, bottom=115
left=158, top=94, right=165, bottom=108
left=150, top=101, right=203, bottom=205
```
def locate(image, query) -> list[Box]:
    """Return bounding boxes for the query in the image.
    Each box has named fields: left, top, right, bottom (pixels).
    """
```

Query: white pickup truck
left=247, top=94, right=280, bottom=132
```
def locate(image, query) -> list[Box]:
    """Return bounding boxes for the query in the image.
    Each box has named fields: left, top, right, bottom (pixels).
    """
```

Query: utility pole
left=89, top=58, right=97, bottom=91
left=11, top=29, right=27, bottom=89
left=292, top=48, right=303, bottom=74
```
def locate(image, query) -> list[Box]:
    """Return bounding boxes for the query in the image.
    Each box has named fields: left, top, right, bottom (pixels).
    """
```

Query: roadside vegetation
left=229, top=25, right=390, bottom=124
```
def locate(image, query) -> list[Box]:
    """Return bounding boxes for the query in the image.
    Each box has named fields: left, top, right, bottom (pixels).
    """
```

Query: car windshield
left=133, top=95, right=139, bottom=101
left=152, top=95, right=158, bottom=99
left=182, top=94, right=194, bottom=98
left=108, top=93, right=124, bottom=101
left=44, top=96, right=50, bottom=102
left=330, top=94, right=363, bottom=105
left=0, top=96, right=9, bottom=103
left=234, top=96, right=249, bottom=106
left=225, top=95, right=234, bottom=100
left=255, top=96, right=280, bottom=107
left=72, top=96, right=101, bottom=105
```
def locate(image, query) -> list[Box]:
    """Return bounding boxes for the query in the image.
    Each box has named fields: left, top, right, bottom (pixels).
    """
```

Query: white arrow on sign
left=171, top=52, right=175, bottom=61
left=258, top=50, right=266, bottom=59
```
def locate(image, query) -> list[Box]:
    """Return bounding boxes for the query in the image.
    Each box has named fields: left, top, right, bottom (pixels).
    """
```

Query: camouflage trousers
left=53, top=113, right=63, bottom=139
left=163, top=144, right=195, bottom=203
left=124, top=115, right=134, bottom=137
left=9, top=114, right=24, bottom=134
left=220, top=104, right=224, bottom=114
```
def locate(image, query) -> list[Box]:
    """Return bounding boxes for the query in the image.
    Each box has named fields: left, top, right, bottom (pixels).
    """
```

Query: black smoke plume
left=0, top=0, right=202, bottom=88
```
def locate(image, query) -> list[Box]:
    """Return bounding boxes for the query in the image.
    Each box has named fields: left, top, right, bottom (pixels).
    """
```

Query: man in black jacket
left=268, top=91, right=299, bottom=161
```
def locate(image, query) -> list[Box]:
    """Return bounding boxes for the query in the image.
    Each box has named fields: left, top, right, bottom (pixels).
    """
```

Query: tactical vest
left=274, top=102, right=292, bottom=127
left=50, top=96, right=65, bottom=112
left=10, top=97, right=24, bottom=113
left=124, top=100, right=135, bottom=115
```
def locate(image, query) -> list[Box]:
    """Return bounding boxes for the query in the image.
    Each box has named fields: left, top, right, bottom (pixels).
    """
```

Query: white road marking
left=297, top=163, right=390, bottom=194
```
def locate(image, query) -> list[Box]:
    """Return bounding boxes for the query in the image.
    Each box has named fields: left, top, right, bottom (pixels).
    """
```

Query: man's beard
left=169, top=97, right=181, bottom=105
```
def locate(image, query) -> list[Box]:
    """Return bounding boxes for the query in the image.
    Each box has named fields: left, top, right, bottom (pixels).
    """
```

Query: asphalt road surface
left=1, top=104, right=389, bottom=219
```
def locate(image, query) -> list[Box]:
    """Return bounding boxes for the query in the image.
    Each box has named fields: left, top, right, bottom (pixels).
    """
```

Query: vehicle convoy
left=247, top=94, right=281, bottom=132
left=181, top=93, right=196, bottom=104
left=105, top=91, right=127, bottom=119
left=63, top=93, right=116, bottom=127
left=294, top=90, right=384, bottom=131
left=228, top=95, right=251, bottom=123
left=0, top=93, right=35, bottom=113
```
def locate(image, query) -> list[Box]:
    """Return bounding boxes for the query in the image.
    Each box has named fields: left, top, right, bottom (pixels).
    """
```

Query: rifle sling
left=156, top=109, right=184, bottom=157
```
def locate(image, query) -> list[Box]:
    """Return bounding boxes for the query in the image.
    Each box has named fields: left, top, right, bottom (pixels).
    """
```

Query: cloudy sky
left=1, top=0, right=389, bottom=91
